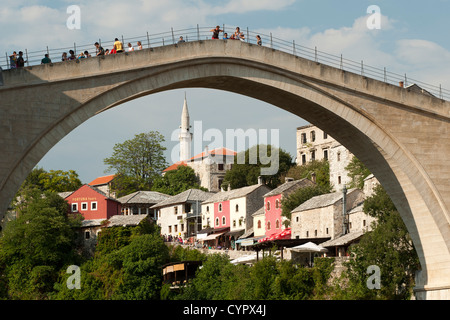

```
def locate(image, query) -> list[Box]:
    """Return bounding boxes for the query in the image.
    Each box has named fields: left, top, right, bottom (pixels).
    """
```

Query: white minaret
left=179, top=93, right=192, bottom=162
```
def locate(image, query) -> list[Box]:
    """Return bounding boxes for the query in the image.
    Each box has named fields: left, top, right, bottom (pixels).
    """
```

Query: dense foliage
left=152, top=166, right=207, bottom=195
left=104, top=131, right=168, bottom=197
left=222, top=144, right=294, bottom=189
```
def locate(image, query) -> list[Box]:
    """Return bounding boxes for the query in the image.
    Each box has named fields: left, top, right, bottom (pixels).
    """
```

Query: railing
left=1, top=25, right=449, bottom=100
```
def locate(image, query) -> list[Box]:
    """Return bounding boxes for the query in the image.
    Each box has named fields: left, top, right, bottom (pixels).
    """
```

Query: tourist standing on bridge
left=68, top=50, right=76, bottom=60
left=16, top=51, right=26, bottom=68
left=234, top=27, right=245, bottom=41
left=136, top=41, right=143, bottom=50
left=95, top=42, right=105, bottom=56
left=114, top=38, right=124, bottom=53
left=256, top=35, right=262, bottom=46
left=210, top=26, right=223, bottom=39
left=9, top=52, right=17, bottom=69
left=61, top=52, right=68, bottom=61
left=41, top=54, right=51, bottom=64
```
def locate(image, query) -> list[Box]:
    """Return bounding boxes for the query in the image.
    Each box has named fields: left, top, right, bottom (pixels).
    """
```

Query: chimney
left=258, top=176, right=264, bottom=185
left=285, top=177, right=294, bottom=183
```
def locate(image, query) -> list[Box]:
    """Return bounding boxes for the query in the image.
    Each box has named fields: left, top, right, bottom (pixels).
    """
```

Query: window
left=233, top=220, right=236, bottom=227
left=276, top=220, right=280, bottom=229
left=91, top=201, right=98, bottom=211
left=323, top=149, right=328, bottom=160
left=81, top=202, right=88, bottom=211
left=314, top=230, right=318, bottom=237
left=310, top=130, right=316, bottom=142
left=185, top=203, right=191, bottom=213
left=257, top=220, right=262, bottom=229
left=174, top=225, right=178, bottom=232
left=206, top=206, right=209, bottom=212
left=222, top=216, right=226, bottom=225
left=218, top=203, right=222, bottom=212
left=267, top=221, right=271, bottom=230
left=85, top=231, right=90, bottom=240
left=275, top=199, right=279, bottom=209
left=218, top=163, right=224, bottom=171
left=338, top=176, right=342, bottom=184
left=174, top=206, right=178, bottom=215
left=301, top=133, right=307, bottom=144
left=296, top=216, right=299, bottom=222
left=326, top=228, right=329, bottom=234
left=363, top=220, right=366, bottom=227
left=181, top=224, right=184, bottom=232
left=71, top=203, right=78, bottom=212
left=168, top=226, right=172, bottom=233
left=306, top=231, right=309, bottom=237
left=235, top=204, right=239, bottom=212
left=266, top=201, right=271, bottom=211
left=215, top=217, right=220, bottom=226
left=311, top=150, right=315, bottom=161
left=323, top=132, right=328, bottom=139
left=337, top=152, right=341, bottom=162
left=302, top=154, right=306, bottom=165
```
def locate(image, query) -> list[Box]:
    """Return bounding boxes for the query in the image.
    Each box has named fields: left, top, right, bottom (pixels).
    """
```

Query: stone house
left=290, top=188, right=365, bottom=241
left=78, top=214, right=152, bottom=257
left=151, top=189, right=212, bottom=240
left=296, top=124, right=334, bottom=165
left=88, top=174, right=117, bottom=198
left=117, top=190, right=170, bottom=219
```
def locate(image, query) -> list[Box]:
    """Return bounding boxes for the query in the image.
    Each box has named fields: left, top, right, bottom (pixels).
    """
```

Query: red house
left=263, top=178, right=315, bottom=238
left=65, top=184, right=121, bottom=220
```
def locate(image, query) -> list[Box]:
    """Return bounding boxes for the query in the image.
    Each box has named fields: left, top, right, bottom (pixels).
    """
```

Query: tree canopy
left=222, top=144, right=294, bottom=189
left=104, top=131, right=168, bottom=196
left=152, top=165, right=207, bottom=195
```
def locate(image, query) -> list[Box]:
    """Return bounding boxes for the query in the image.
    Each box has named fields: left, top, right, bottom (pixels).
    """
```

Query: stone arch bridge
left=0, top=39, right=449, bottom=299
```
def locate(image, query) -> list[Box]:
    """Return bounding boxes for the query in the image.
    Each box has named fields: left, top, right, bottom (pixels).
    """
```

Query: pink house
left=214, top=200, right=231, bottom=228
left=263, top=178, right=315, bottom=238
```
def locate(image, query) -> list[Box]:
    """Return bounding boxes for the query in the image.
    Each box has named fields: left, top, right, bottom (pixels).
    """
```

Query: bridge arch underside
left=2, top=60, right=450, bottom=299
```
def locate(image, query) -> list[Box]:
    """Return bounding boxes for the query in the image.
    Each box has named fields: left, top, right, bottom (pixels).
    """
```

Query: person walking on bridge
left=114, top=38, right=124, bottom=53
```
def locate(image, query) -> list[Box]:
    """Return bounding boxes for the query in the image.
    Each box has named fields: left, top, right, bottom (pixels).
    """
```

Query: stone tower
left=179, top=93, right=192, bottom=162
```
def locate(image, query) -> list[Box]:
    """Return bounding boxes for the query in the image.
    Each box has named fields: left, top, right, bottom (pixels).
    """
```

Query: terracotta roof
left=88, top=174, right=116, bottom=186
left=163, top=161, right=187, bottom=172
left=189, top=147, right=236, bottom=161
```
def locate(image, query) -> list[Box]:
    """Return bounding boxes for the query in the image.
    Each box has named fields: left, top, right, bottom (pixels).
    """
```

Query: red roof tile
left=163, top=161, right=187, bottom=172
left=88, top=174, right=116, bottom=186
left=190, top=147, right=236, bottom=161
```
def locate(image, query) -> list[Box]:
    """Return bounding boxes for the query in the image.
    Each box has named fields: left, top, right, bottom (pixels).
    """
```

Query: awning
left=238, top=235, right=266, bottom=246
left=289, top=241, right=328, bottom=253
left=225, top=229, right=245, bottom=238
left=201, top=230, right=228, bottom=241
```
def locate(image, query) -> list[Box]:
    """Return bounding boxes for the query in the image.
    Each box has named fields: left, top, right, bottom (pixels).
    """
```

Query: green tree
left=335, top=185, right=420, bottom=299
left=0, top=190, right=82, bottom=299
left=104, top=131, right=168, bottom=196
left=222, top=145, right=294, bottom=189
left=39, top=169, right=82, bottom=193
left=284, top=159, right=330, bottom=191
left=345, top=157, right=371, bottom=189
left=152, top=166, right=207, bottom=195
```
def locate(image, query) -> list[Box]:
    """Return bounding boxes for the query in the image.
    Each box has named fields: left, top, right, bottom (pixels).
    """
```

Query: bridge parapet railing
left=2, top=25, right=449, bottom=100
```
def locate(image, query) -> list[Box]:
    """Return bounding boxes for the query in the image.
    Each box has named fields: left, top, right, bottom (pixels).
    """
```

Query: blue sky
left=2, top=0, right=450, bottom=183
